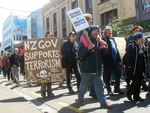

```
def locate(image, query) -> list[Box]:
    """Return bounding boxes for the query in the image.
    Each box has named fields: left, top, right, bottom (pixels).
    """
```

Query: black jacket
left=10, top=54, right=20, bottom=67
left=61, top=39, right=79, bottom=64
left=103, top=37, right=121, bottom=64
left=78, top=37, right=104, bottom=74
left=125, top=41, right=146, bottom=75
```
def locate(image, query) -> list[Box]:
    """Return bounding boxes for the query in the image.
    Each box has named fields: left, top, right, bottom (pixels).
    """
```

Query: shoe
left=69, top=89, right=75, bottom=94
left=134, top=97, right=144, bottom=101
left=78, top=98, right=85, bottom=106
left=48, top=93, right=55, bottom=97
left=114, top=89, right=124, bottom=95
left=92, top=96, right=97, bottom=99
left=107, top=90, right=114, bottom=95
left=41, top=92, right=46, bottom=98
left=126, top=94, right=132, bottom=101
left=101, top=102, right=113, bottom=109
left=59, top=84, right=66, bottom=89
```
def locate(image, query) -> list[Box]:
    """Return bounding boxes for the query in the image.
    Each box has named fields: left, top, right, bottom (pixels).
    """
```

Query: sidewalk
left=1, top=74, right=150, bottom=113
left=0, top=83, right=41, bottom=113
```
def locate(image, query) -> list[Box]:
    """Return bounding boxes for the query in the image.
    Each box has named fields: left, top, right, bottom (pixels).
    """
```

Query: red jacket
left=2, top=56, right=7, bottom=66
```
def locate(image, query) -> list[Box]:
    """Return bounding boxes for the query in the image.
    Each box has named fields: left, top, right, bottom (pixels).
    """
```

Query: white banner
left=67, top=7, right=89, bottom=32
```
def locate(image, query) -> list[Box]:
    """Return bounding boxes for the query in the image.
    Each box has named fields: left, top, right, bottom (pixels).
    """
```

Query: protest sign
left=67, top=7, right=89, bottom=32
left=23, top=38, right=63, bottom=84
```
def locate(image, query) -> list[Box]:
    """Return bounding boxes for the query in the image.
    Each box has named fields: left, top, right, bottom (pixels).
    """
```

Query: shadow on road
left=0, top=97, right=28, bottom=103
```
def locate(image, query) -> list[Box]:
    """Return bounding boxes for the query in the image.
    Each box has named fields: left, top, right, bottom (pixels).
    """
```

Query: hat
left=88, top=25, right=100, bottom=36
left=69, top=31, right=76, bottom=36
left=139, top=26, right=144, bottom=32
left=132, top=32, right=143, bottom=39
left=14, top=48, right=19, bottom=51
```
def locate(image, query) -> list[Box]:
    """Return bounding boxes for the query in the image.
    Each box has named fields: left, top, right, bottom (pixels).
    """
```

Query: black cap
left=69, top=31, right=76, bottom=36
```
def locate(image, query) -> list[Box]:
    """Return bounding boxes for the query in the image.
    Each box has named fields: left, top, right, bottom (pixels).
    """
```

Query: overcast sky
left=0, top=0, right=49, bottom=43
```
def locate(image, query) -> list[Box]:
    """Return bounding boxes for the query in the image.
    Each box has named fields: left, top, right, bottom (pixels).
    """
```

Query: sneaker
left=101, top=102, right=113, bottom=109
left=48, top=93, right=55, bottom=97
left=107, top=90, right=114, bottom=96
left=114, top=89, right=124, bottom=95
left=69, top=89, right=75, bottom=94
left=78, top=98, right=85, bottom=106
left=41, top=92, right=46, bottom=98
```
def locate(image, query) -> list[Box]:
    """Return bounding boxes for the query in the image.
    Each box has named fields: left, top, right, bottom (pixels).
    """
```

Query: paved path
left=0, top=75, right=150, bottom=113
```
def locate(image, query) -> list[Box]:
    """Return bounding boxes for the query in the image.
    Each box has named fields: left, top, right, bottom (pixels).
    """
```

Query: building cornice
left=43, top=0, right=66, bottom=13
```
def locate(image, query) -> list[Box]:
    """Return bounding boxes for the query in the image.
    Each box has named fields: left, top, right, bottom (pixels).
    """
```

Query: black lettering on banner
left=69, top=10, right=81, bottom=18
left=73, top=19, right=86, bottom=27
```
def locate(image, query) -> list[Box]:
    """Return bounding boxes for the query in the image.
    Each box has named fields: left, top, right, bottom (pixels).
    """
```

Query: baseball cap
left=69, top=31, right=76, bottom=36
left=132, top=32, right=143, bottom=39
left=14, top=48, right=19, bottom=51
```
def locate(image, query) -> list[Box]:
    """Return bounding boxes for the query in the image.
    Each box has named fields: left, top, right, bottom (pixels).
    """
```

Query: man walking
left=78, top=25, right=112, bottom=109
left=10, top=48, right=20, bottom=84
left=61, top=31, right=81, bottom=94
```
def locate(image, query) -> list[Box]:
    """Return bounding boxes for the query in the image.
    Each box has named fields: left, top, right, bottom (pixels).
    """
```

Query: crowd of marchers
left=1, top=13, right=150, bottom=110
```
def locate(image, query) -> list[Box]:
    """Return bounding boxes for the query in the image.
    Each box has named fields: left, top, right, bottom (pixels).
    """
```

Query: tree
left=107, top=17, right=132, bottom=37
left=107, top=17, right=122, bottom=32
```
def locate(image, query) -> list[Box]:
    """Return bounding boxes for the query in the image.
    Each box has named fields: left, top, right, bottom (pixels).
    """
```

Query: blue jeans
left=78, top=72, right=106, bottom=104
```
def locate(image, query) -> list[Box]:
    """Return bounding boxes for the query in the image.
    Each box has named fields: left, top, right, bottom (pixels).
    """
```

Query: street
left=0, top=75, right=150, bottom=113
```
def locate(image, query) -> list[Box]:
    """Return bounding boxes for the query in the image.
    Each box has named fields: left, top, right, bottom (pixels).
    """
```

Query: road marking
left=32, top=92, right=42, bottom=98
left=59, top=102, right=83, bottom=113
left=19, top=86, right=26, bottom=90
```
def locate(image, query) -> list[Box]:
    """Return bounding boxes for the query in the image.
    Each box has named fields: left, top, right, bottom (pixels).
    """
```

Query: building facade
left=43, top=0, right=136, bottom=38
left=135, top=0, right=150, bottom=37
left=2, top=13, right=27, bottom=53
left=135, top=0, right=150, bottom=22
left=27, top=8, right=44, bottom=39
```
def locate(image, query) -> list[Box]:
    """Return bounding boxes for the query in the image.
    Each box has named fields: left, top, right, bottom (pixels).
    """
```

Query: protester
left=20, top=48, right=25, bottom=82
left=10, top=48, right=20, bottom=84
left=4, top=53, right=12, bottom=81
left=123, top=25, right=140, bottom=89
left=78, top=25, right=112, bottom=109
left=61, top=31, right=81, bottom=94
left=126, top=32, right=145, bottom=101
left=102, top=26, right=124, bottom=95
left=2, top=51, right=7, bottom=78
left=59, top=40, right=67, bottom=88
left=40, top=31, right=55, bottom=98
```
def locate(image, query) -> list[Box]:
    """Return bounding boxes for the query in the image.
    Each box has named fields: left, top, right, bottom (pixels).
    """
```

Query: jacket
left=103, top=37, right=121, bottom=64
left=61, top=39, right=79, bottom=63
left=125, top=41, right=146, bottom=75
left=4, top=56, right=11, bottom=71
left=10, top=54, right=20, bottom=67
left=78, top=37, right=103, bottom=74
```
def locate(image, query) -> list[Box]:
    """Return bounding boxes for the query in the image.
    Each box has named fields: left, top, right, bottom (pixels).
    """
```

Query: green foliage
left=134, top=20, right=150, bottom=32
left=107, top=17, right=123, bottom=31
left=106, top=17, right=132, bottom=37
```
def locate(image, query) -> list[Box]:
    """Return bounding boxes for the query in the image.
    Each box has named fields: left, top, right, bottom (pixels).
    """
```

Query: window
left=100, top=0, right=106, bottom=3
left=54, top=31, right=57, bottom=37
left=62, top=28, right=66, bottom=37
left=142, top=0, right=150, bottom=14
left=86, top=0, right=92, bottom=9
left=53, top=13, right=57, bottom=25
left=61, top=7, right=66, bottom=21
left=72, top=1, right=77, bottom=9
left=46, top=17, right=49, bottom=30
left=100, top=9, right=118, bottom=26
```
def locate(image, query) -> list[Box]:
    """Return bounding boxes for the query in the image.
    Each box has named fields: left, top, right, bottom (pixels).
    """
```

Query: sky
left=0, top=0, right=49, bottom=43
